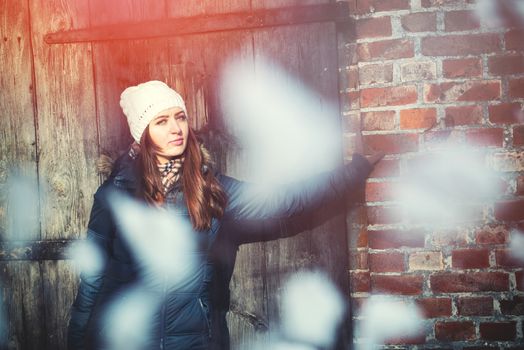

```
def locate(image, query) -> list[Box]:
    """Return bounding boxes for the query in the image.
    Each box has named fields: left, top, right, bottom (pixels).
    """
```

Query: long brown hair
left=137, top=126, right=227, bottom=230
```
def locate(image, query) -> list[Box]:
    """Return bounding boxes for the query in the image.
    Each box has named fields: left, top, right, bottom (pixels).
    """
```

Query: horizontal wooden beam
left=0, top=240, right=75, bottom=261
left=45, top=2, right=349, bottom=44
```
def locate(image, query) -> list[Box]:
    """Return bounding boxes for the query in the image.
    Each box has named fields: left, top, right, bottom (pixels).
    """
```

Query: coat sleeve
left=220, top=153, right=372, bottom=221
left=221, top=209, right=316, bottom=245
left=67, top=184, right=115, bottom=350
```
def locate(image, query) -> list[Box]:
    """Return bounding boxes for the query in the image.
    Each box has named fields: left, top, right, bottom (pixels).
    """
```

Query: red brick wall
left=342, top=0, right=524, bottom=348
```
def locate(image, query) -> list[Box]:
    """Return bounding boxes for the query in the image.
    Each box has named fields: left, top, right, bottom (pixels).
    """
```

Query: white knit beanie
left=120, top=80, right=187, bottom=143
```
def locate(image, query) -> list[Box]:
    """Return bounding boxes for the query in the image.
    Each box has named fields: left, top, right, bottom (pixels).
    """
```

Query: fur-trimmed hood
left=96, top=142, right=215, bottom=181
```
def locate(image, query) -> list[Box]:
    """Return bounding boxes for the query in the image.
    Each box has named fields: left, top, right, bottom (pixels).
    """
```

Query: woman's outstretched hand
left=366, top=152, right=385, bottom=166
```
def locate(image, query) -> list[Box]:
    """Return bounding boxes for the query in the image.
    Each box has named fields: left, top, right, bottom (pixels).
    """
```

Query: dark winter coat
left=67, top=151, right=372, bottom=350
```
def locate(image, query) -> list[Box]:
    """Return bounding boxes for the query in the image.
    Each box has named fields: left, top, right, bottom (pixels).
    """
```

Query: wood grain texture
left=0, top=0, right=39, bottom=241
left=232, top=21, right=347, bottom=348
left=166, top=0, right=250, bottom=17
left=41, top=260, right=78, bottom=350
left=0, top=262, right=45, bottom=349
left=89, top=0, right=169, bottom=156
left=252, top=0, right=329, bottom=10
left=167, top=31, right=253, bottom=130
left=226, top=148, right=272, bottom=349
left=30, top=0, right=99, bottom=240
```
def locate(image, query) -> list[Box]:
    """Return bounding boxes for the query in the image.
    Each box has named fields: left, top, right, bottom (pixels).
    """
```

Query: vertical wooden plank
left=226, top=149, right=272, bottom=349
left=89, top=0, right=170, bottom=155
left=0, top=262, right=45, bottom=349
left=29, top=1, right=98, bottom=349
left=30, top=0, right=98, bottom=240
left=251, top=21, right=348, bottom=346
left=0, top=0, right=39, bottom=241
left=41, top=261, right=79, bottom=350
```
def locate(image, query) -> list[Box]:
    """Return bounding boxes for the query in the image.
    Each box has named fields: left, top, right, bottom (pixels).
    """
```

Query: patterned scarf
left=158, top=157, right=184, bottom=194
left=128, top=142, right=184, bottom=194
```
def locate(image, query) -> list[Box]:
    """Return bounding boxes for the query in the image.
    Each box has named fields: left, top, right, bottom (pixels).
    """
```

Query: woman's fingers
left=367, top=152, right=385, bottom=166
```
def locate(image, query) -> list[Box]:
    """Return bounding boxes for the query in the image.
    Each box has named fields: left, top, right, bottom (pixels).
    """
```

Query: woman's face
left=148, top=107, right=189, bottom=163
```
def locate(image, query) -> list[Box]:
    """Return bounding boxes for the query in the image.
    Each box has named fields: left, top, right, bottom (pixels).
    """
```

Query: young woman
left=67, top=80, right=381, bottom=350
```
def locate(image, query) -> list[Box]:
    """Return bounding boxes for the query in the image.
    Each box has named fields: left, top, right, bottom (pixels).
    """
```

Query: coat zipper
left=160, top=273, right=167, bottom=349
left=199, top=298, right=212, bottom=338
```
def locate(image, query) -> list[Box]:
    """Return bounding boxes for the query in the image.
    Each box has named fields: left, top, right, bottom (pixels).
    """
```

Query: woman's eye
left=176, top=115, right=187, bottom=121
left=157, top=119, right=167, bottom=125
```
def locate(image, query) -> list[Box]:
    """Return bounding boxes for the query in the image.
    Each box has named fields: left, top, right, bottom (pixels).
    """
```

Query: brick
left=422, top=130, right=459, bottom=149
left=365, top=182, right=396, bottom=202
left=430, top=272, right=509, bottom=293
left=465, top=128, right=504, bottom=147
left=371, top=274, right=424, bottom=295
left=401, top=61, right=436, bottom=82
left=488, top=54, right=524, bottom=75
left=445, top=105, right=482, bottom=126
left=385, top=333, right=426, bottom=345
left=410, top=203, right=483, bottom=225
left=359, top=63, right=394, bottom=86
left=490, top=152, right=524, bottom=172
left=434, top=230, right=470, bottom=248
left=366, top=205, right=402, bottom=225
left=368, top=229, right=425, bottom=249
left=421, top=34, right=500, bottom=56
left=514, top=125, right=524, bottom=146
left=358, top=39, right=414, bottom=62
left=518, top=176, right=524, bottom=195
left=496, top=177, right=510, bottom=195
left=400, top=108, right=437, bottom=130
left=341, top=67, right=359, bottom=91
left=401, top=12, right=437, bottom=32
left=495, top=249, right=524, bottom=268
left=363, top=133, right=419, bottom=154
left=444, top=10, right=480, bottom=32
left=432, top=230, right=468, bottom=248
left=343, top=90, right=360, bottom=111
left=416, top=297, right=452, bottom=318
left=509, top=78, right=524, bottom=98
left=349, top=249, right=368, bottom=270
left=489, top=103, right=522, bottom=124
left=442, top=58, right=482, bottom=79
left=356, top=226, right=368, bottom=248
left=362, top=111, right=396, bottom=131
left=457, top=296, right=493, bottom=316
left=452, top=248, right=490, bottom=269
left=362, top=85, right=418, bottom=107
left=435, top=321, right=476, bottom=341
left=422, top=0, right=467, bottom=7
left=494, top=199, right=524, bottom=221
left=517, top=270, right=524, bottom=291
left=480, top=322, right=517, bottom=341
left=500, top=296, right=524, bottom=315
left=506, top=29, right=524, bottom=51
left=475, top=224, right=510, bottom=245
left=425, top=81, right=501, bottom=103
left=369, top=252, right=405, bottom=272
left=343, top=112, right=360, bottom=133
left=356, top=17, right=392, bottom=39
left=350, top=271, right=371, bottom=292
left=340, top=43, right=358, bottom=66
left=349, top=0, right=410, bottom=15
left=409, top=251, right=443, bottom=271
left=369, top=159, right=400, bottom=178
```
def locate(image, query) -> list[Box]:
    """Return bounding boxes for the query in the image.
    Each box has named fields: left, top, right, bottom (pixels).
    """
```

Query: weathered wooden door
left=0, top=1, right=350, bottom=348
